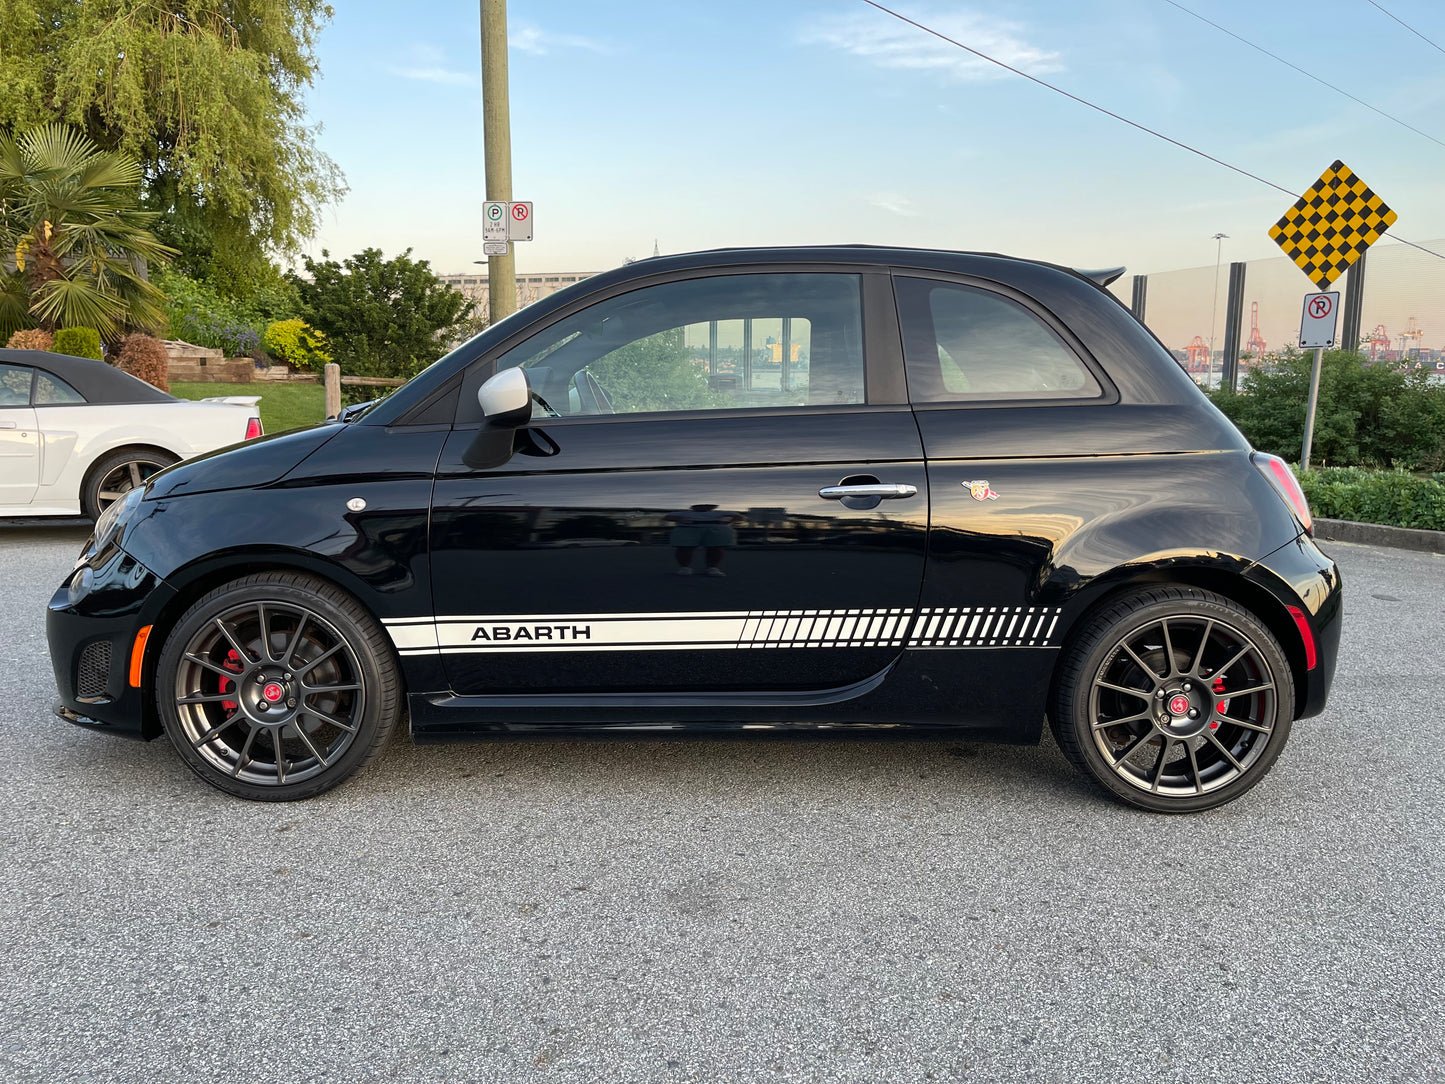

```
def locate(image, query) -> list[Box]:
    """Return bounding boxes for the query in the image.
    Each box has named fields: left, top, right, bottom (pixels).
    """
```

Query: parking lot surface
left=2, top=523, right=1441, bottom=1083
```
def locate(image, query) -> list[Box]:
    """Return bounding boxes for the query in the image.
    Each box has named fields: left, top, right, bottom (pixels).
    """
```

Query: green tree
left=589, top=329, right=727, bottom=413
left=290, top=248, right=470, bottom=378
left=1210, top=349, right=1445, bottom=470
left=0, top=124, right=171, bottom=340
left=0, top=0, right=344, bottom=287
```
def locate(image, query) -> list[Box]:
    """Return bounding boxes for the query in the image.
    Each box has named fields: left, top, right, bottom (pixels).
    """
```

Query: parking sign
left=1298, top=291, right=1340, bottom=349
left=483, top=202, right=508, bottom=241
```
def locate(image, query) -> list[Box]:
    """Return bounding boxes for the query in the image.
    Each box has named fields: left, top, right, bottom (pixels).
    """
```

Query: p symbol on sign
left=1309, top=295, right=1333, bottom=319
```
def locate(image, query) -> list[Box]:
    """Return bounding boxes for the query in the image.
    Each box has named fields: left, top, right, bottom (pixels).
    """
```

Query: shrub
left=51, top=327, right=103, bottom=360
left=1299, top=467, right=1445, bottom=531
left=115, top=333, right=170, bottom=392
left=262, top=318, right=331, bottom=371
left=1209, top=350, right=1445, bottom=470
left=198, top=320, right=262, bottom=358
left=6, top=328, right=53, bottom=351
left=155, top=267, right=283, bottom=358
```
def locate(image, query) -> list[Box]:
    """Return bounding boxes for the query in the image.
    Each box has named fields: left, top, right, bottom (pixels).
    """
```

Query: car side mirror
left=477, top=367, right=532, bottom=428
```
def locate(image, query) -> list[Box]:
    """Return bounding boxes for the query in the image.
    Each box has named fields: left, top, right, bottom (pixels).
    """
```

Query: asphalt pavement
left=2, top=523, right=1441, bottom=1083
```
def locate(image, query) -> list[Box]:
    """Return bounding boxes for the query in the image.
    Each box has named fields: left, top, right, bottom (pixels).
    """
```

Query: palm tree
left=0, top=124, right=174, bottom=342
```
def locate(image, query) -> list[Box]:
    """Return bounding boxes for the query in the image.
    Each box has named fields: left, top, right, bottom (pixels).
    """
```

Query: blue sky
left=304, top=1, right=1445, bottom=279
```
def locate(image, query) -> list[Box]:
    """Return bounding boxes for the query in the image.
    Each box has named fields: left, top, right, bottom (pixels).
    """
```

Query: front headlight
left=83, top=487, right=145, bottom=565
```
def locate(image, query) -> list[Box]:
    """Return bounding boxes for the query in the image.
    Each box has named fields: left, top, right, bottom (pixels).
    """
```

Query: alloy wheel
left=172, top=600, right=366, bottom=787
left=94, top=458, right=169, bottom=511
left=1088, top=615, right=1279, bottom=797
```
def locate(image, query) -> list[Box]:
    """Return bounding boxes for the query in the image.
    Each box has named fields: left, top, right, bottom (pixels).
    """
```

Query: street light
left=1208, top=233, right=1228, bottom=389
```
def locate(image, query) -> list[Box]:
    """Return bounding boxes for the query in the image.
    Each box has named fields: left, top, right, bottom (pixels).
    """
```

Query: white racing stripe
left=382, top=606, right=1064, bottom=656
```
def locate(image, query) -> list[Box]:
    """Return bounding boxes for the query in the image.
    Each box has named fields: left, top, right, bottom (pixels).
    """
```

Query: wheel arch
left=136, top=547, right=407, bottom=737
left=1048, top=561, right=1309, bottom=723
left=79, top=442, right=183, bottom=505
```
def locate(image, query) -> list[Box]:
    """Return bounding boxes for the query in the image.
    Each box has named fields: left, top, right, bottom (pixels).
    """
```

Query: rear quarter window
left=34, top=371, right=86, bottom=404
left=897, top=278, right=1102, bottom=403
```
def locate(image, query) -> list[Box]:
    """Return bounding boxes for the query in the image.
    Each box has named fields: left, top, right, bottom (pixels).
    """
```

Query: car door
left=425, top=269, right=929, bottom=695
left=893, top=272, right=1116, bottom=620
left=0, top=364, right=40, bottom=507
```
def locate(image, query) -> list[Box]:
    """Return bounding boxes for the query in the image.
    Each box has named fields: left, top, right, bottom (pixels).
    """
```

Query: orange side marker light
left=129, top=625, right=153, bottom=688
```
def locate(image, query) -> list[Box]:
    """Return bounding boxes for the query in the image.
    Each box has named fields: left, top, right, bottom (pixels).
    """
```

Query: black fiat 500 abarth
left=47, top=247, right=1341, bottom=811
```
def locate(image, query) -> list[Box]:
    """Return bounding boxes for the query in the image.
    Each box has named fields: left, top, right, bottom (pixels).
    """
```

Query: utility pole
left=1208, top=232, right=1228, bottom=389
left=480, top=0, right=515, bottom=325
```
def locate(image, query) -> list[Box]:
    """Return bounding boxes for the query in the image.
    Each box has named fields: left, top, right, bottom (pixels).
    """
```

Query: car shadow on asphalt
left=37, top=708, right=1092, bottom=811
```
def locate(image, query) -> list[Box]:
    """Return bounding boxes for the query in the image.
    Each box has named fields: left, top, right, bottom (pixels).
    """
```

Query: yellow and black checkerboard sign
left=1269, top=160, right=1396, bottom=289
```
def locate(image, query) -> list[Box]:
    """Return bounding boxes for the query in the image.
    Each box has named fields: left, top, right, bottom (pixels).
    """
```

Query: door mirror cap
left=477, top=367, right=531, bottom=428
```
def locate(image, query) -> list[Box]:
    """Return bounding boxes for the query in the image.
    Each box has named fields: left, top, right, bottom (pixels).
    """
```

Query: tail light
left=244, top=417, right=263, bottom=440
left=1252, top=452, right=1312, bottom=534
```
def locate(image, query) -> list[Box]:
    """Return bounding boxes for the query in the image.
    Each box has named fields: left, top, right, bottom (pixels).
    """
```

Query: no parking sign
left=1298, top=291, right=1340, bottom=349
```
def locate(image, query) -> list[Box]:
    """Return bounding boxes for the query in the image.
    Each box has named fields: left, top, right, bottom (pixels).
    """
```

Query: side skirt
left=405, top=647, right=1058, bottom=745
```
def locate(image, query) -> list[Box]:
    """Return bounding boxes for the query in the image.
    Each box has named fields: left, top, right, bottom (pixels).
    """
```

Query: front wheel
left=156, top=571, right=402, bottom=801
left=1050, top=586, right=1295, bottom=813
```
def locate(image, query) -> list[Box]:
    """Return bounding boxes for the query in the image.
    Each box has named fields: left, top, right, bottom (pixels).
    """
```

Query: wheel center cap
left=1167, top=693, right=1191, bottom=716
left=262, top=682, right=285, bottom=703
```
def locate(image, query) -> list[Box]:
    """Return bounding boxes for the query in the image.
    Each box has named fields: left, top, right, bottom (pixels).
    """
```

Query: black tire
left=1049, top=586, right=1295, bottom=813
left=82, top=447, right=178, bottom=520
left=156, top=571, right=402, bottom=801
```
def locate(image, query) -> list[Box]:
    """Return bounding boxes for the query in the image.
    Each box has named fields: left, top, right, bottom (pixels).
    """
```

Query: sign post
left=1268, top=160, right=1396, bottom=469
left=1296, top=291, right=1340, bottom=468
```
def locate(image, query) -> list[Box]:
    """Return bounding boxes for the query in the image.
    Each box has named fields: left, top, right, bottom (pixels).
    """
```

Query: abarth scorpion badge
left=964, top=480, right=999, bottom=501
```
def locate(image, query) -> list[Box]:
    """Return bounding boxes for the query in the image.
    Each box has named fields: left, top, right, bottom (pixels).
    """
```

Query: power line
left=1364, top=1, right=1445, bottom=56
left=855, top=0, right=1445, bottom=263
left=855, top=0, right=1295, bottom=197
left=1161, top=0, right=1445, bottom=150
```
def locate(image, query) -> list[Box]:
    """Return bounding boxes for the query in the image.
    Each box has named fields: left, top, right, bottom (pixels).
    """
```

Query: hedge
left=1298, top=467, right=1445, bottom=532
left=51, top=327, right=103, bottom=360
left=1210, top=350, right=1445, bottom=471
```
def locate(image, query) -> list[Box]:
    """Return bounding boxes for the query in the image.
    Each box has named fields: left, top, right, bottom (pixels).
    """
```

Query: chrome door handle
left=0, top=421, right=15, bottom=429
left=818, top=483, right=918, bottom=500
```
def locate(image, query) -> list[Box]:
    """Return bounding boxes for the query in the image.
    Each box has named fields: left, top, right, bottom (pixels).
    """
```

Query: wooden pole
left=481, top=0, right=516, bottom=324
left=324, top=363, right=341, bottom=420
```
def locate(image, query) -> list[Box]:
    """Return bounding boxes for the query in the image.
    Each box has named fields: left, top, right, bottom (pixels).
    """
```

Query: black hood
left=146, top=424, right=343, bottom=501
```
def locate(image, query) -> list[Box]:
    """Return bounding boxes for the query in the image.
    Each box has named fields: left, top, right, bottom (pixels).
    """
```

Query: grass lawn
left=169, top=381, right=326, bottom=435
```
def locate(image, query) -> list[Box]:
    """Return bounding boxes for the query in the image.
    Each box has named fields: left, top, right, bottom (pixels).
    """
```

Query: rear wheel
left=1050, top=586, right=1294, bottom=813
left=156, top=571, right=401, bottom=801
left=82, top=448, right=178, bottom=519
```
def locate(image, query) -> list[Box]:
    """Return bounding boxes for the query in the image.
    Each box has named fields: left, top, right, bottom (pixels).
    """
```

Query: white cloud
left=509, top=23, right=612, bottom=56
left=390, top=44, right=473, bottom=87
left=803, top=7, right=1061, bottom=82
left=867, top=192, right=920, bottom=217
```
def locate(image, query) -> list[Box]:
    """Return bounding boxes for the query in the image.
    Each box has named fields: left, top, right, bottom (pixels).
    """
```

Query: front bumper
left=1247, top=531, right=1343, bottom=720
left=46, top=544, right=174, bottom=740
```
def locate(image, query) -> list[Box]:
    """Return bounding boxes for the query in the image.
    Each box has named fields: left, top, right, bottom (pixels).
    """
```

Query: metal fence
left=1108, top=240, right=1445, bottom=388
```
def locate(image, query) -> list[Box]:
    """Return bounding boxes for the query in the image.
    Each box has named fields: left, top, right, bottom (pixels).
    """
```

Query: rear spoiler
left=200, top=396, right=262, bottom=406
left=1074, top=266, right=1126, bottom=287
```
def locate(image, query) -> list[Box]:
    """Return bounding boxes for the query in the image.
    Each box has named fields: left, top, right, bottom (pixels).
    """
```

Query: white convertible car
left=0, top=349, right=263, bottom=519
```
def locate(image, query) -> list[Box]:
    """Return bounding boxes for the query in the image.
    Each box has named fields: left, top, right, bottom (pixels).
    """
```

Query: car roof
left=0, top=349, right=174, bottom=404
left=595, top=244, right=1117, bottom=283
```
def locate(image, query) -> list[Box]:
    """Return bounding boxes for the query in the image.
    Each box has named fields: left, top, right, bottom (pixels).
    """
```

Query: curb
left=1314, top=517, right=1445, bottom=554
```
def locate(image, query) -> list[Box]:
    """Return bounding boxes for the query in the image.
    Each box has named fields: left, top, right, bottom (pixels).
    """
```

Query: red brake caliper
left=1210, top=676, right=1227, bottom=730
left=220, top=648, right=244, bottom=713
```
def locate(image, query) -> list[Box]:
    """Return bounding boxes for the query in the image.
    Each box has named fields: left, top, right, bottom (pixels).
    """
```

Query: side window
left=896, top=278, right=1101, bottom=402
left=34, top=371, right=85, bottom=405
left=0, top=365, right=33, bottom=407
left=492, top=273, right=865, bottom=418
